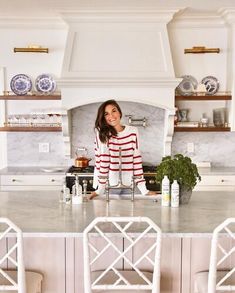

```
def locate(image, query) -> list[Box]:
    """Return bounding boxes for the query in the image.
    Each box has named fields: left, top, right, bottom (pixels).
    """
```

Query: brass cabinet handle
left=149, top=179, right=155, bottom=184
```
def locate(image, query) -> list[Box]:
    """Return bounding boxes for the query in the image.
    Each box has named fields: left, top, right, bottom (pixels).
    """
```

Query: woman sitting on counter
left=90, top=99, right=157, bottom=199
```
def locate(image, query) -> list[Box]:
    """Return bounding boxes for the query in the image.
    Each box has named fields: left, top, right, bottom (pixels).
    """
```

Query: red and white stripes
left=93, top=125, right=148, bottom=195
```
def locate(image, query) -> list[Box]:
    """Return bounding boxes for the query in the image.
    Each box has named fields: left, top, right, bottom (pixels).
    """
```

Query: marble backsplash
left=6, top=101, right=235, bottom=167
left=71, top=102, right=165, bottom=166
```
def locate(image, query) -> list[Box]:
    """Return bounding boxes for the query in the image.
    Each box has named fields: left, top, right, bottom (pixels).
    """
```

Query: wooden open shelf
left=0, top=94, right=61, bottom=100
left=174, top=126, right=230, bottom=132
left=0, top=126, right=62, bottom=132
left=175, top=94, right=232, bottom=101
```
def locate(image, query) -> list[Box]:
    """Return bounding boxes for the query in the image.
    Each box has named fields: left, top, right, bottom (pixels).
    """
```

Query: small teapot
left=75, top=147, right=91, bottom=168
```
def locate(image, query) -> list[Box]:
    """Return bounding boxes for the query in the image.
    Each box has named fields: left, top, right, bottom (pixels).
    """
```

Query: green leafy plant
left=156, top=154, right=201, bottom=191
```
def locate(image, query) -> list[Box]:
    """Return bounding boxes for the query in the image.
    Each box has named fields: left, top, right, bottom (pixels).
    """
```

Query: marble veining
left=71, top=101, right=164, bottom=166
left=0, top=190, right=234, bottom=235
left=6, top=102, right=235, bottom=167
left=172, top=132, right=235, bottom=167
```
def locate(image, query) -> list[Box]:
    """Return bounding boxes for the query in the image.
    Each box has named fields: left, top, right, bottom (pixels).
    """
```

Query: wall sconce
left=184, top=46, right=220, bottom=54
left=125, top=115, right=147, bottom=127
left=13, top=45, right=49, bottom=53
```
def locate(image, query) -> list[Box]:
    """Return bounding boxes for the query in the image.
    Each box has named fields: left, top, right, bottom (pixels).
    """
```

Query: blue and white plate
left=35, top=74, right=56, bottom=94
left=201, top=76, right=219, bottom=95
left=176, top=75, right=198, bottom=96
left=10, top=74, right=32, bottom=95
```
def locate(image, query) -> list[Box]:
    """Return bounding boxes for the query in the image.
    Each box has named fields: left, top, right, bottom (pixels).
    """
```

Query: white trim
left=61, top=9, right=182, bottom=23
left=0, top=67, right=7, bottom=168
left=0, top=16, right=67, bottom=29
left=57, top=78, right=181, bottom=88
left=170, top=13, right=226, bottom=28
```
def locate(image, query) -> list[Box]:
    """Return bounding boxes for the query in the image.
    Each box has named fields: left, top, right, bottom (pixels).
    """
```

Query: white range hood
left=57, top=9, right=181, bottom=157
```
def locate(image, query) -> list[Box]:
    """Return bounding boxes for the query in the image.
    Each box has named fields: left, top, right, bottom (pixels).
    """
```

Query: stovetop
left=66, top=165, right=94, bottom=174
left=143, top=165, right=157, bottom=173
left=66, top=165, right=157, bottom=175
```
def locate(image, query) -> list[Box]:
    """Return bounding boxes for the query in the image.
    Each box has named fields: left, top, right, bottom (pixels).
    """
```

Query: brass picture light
left=14, top=45, right=49, bottom=53
left=184, top=46, right=220, bottom=54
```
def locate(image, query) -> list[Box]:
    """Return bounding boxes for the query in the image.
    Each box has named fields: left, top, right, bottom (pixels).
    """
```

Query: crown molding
left=60, top=9, right=183, bottom=24
left=169, top=12, right=225, bottom=28
left=0, top=16, right=67, bottom=29
left=219, top=8, right=235, bottom=24
left=57, top=77, right=181, bottom=88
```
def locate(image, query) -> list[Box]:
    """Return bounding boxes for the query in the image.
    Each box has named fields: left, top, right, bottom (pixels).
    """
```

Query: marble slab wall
left=7, top=132, right=69, bottom=167
left=172, top=132, right=235, bottom=167
left=71, top=102, right=165, bottom=166
left=6, top=102, right=235, bottom=167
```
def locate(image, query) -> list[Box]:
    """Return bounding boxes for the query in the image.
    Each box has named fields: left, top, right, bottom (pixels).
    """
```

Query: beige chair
left=0, top=218, right=43, bottom=293
left=194, top=218, right=235, bottom=293
left=83, top=216, right=162, bottom=293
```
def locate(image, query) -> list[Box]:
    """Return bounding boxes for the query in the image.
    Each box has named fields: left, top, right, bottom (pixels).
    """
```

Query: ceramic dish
left=10, top=74, right=32, bottom=95
left=201, top=76, right=219, bottom=95
left=177, top=75, right=198, bottom=96
left=35, top=74, right=56, bottom=94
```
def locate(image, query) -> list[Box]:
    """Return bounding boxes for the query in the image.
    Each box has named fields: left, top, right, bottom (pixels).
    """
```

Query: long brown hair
left=95, top=99, right=122, bottom=143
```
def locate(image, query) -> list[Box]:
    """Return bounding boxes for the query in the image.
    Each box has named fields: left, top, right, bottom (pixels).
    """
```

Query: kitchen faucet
left=99, top=148, right=141, bottom=202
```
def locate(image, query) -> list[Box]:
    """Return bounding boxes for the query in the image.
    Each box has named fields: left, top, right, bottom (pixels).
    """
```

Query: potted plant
left=155, top=154, right=201, bottom=204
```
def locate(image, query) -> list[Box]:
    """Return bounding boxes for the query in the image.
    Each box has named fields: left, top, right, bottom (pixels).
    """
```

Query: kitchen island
left=0, top=190, right=233, bottom=235
left=0, top=190, right=234, bottom=293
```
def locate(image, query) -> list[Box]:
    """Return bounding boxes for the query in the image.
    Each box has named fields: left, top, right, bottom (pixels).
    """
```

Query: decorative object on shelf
left=176, top=75, right=198, bottom=96
left=174, top=107, right=179, bottom=125
left=178, top=109, right=188, bottom=122
left=201, top=76, right=219, bottom=95
left=195, top=83, right=207, bottom=95
left=213, top=108, right=226, bottom=127
left=13, top=45, right=49, bottom=53
left=156, top=154, right=201, bottom=204
left=125, top=115, right=147, bottom=127
left=176, top=121, right=199, bottom=127
left=200, top=117, right=209, bottom=127
left=184, top=46, right=220, bottom=54
left=10, top=74, right=32, bottom=95
left=35, top=74, right=56, bottom=94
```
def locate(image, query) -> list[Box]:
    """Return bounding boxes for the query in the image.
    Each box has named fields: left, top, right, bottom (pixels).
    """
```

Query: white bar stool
left=0, top=218, right=43, bottom=293
left=194, top=218, right=235, bottom=293
left=83, top=216, right=162, bottom=293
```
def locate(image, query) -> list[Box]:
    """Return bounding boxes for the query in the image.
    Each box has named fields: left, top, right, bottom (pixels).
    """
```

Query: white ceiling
left=0, top=0, right=235, bottom=18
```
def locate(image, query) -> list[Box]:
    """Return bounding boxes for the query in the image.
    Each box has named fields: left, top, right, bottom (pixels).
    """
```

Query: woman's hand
left=146, top=190, right=158, bottom=196
left=88, top=191, right=98, bottom=200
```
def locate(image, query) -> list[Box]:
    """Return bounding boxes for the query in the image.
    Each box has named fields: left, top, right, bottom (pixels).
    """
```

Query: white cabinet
left=195, top=174, right=235, bottom=191
left=0, top=174, right=64, bottom=191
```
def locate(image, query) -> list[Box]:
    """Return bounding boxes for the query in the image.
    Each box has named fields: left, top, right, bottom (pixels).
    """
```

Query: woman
left=90, top=99, right=157, bottom=199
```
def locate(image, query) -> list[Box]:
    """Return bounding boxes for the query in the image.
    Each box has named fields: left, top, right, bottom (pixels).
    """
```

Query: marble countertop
left=0, top=166, right=68, bottom=175
left=1, top=166, right=235, bottom=175
left=0, top=190, right=234, bottom=237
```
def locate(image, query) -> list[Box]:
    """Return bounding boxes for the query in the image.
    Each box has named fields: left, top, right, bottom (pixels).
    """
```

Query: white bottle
left=72, top=182, right=83, bottom=204
left=171, top=180, right=179, bottom=208
left=60, top=180, right=70, bottom=203
left=161, top=175, right=170, bottom=207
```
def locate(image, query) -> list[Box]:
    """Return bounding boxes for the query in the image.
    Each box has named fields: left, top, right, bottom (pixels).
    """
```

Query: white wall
left=0, top=23, right=67, bottom=168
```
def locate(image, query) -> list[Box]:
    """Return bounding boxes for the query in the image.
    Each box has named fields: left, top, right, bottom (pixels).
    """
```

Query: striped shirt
left=93, top=125, right=148, bottom=195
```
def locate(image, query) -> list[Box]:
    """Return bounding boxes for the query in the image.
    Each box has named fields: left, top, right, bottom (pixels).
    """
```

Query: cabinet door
left=0, top=174, right=64, bottom=191
left=182, top=237, right=234, bottom=293
left=66, top=237, right=125, bottom=293
left=125, top=237, right=182, bottom=293
left=195, top=175, right=235, bottom=191
left=23, top=237, right=66, bottom=293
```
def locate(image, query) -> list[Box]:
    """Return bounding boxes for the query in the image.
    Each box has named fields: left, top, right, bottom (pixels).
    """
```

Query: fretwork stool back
left=0, top=218, right=43, bottom=293
left=194, top=218, right=235, bottom=293
left=83, top=216, right=162, bottom=293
